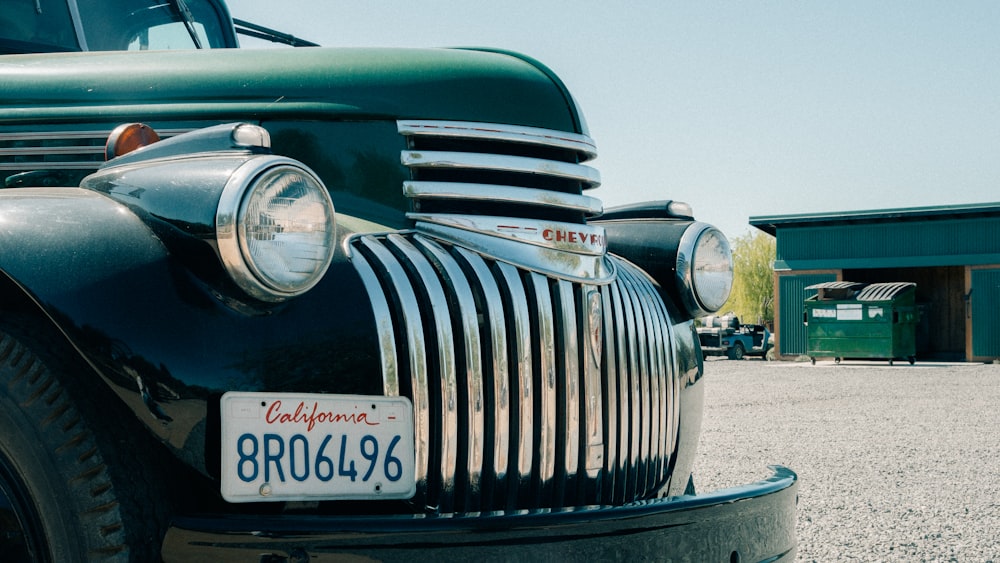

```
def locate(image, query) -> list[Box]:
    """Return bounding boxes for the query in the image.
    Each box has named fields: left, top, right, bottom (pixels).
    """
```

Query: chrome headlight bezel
left=676, top=222, right=733, bottom=318
left=216, top=156, right=336, bottom=302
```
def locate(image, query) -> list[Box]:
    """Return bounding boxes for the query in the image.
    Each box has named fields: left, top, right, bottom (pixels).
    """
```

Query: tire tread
left=0, top=326, right=135, bottom=561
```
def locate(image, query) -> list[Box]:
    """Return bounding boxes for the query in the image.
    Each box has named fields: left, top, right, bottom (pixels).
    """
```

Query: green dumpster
left=804, top=281, right=920, bottom=365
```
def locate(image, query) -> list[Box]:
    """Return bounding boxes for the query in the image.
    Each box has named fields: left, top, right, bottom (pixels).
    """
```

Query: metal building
left=750, top=202, right=1000, bottom=362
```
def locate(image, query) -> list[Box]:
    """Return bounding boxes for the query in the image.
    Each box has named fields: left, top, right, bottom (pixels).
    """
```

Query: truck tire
left=0, top=325, right=158, bottom=562
left=727, top=342, right=745, bottom=361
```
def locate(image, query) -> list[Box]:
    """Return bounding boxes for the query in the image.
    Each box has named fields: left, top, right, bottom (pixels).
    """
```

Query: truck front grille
left=351, top=233, right=680, bottom=514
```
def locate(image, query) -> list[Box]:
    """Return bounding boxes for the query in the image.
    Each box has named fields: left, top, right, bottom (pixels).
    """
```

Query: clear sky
left=227, top=1, right=1000, bottom=240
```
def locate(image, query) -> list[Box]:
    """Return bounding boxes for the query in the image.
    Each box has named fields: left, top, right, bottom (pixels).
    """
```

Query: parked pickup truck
left=0, top=1, right=796, bottom=560
left=698, top=314, right=772, bottom=360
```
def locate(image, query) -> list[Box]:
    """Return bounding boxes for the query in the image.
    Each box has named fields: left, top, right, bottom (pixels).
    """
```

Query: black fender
left=0, top=186, right=381, bottom=478
left=0, top=187, right=167, bottom=323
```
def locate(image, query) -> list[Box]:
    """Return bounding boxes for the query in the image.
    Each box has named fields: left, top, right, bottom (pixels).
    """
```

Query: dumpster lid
left=855, top=282, right=916, bottom=301
left=804, top=282, right=866, bottom=291
left=805, top=281, right=866, bottom=301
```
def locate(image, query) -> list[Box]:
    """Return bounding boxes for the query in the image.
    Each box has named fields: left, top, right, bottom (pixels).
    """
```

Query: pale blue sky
left=227, top=1, right=1000, bottom=239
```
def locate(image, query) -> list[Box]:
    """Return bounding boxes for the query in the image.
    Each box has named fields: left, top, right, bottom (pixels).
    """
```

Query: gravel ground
left=693, top=357, right=1000, bottom=562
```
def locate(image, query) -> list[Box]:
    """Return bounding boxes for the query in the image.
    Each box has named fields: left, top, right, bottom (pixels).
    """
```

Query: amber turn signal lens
left=105, top=123, right=161, bottom=160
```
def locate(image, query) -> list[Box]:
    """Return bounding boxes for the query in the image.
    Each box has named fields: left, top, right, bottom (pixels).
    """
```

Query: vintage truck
left=0, top=1, right=797, bottom=560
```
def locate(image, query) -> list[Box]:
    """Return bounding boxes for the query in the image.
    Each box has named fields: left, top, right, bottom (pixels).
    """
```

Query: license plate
left=220, top=392, right=416, bottom=503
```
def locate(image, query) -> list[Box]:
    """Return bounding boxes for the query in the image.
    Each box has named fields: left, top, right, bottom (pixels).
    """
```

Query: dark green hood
left=0, top=47, right=583, bottom=132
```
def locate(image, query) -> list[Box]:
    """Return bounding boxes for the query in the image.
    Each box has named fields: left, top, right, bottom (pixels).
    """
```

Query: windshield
left=1, top=0, right=231, bottom=53
left=0, top=0, right=79, bottom=52
left=79, top=0, right=230, bottom=50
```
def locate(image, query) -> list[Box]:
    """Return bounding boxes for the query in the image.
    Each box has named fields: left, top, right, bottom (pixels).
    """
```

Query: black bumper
left=162, top=466, right=797, bottom=562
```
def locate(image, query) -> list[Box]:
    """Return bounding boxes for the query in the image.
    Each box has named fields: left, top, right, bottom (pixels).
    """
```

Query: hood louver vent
left=0, top=128, right=192, bottom=176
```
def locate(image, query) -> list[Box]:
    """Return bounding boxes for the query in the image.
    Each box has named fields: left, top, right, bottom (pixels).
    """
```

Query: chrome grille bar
left=403, top=181, right=603, bottom=217
left=454, top=247, right=511, bottom=508
left=603, top=280, right=623, bottom=503
left=356, top=237, right=432, bottom=504
left=530, top=271, right=558, bottom=506
left=350, top=255, right=400, bottom=397
left=599, top=283, right=621, bottom=505
left=495, top=261, right=534, bottom=508
left=401, top=151, right=601, bottom=188
left=384, top=234, right=459, bottom=512
left=397, top=120, right=597, bottom=160
left=622, top=267, right=656, bottom=492
left=350, top=233, right=678, bottom=514
left=412, top=236, right=485, bottom=513
left=555, top=278, right=579, bottom=506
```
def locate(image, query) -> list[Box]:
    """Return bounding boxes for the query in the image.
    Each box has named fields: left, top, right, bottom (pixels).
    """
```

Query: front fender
left=0, top=188, right=167, bottom=302
left=0, top=186, right=382, bottom=477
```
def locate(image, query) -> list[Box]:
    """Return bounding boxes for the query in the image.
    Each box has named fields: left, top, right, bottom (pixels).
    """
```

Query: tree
left=721, top=231, right=776, bottom=326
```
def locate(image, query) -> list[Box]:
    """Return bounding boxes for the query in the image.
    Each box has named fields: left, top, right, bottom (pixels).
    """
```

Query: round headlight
left=676, top=223, right=733, bottom=317
left=217, top=157, right=336, bottom=301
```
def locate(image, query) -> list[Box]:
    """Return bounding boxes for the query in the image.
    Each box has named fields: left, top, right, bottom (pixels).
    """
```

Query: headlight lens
left=217, top=158, right=336, bottom=301
left=677, top=223, right=733, bottom=317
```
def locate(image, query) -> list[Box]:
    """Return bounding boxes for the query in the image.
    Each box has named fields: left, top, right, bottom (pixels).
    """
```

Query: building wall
left=970, top=266, right=1000, bottom=361
left=774, top=271, right=838, bottom=358
left=775, top=216, right=1000, bottom=270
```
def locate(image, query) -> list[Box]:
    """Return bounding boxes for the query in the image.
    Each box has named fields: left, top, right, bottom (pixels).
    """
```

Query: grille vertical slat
left=650, top=273, right=675, bottom=486
left=350, top=255, right=400, bottom=397
left=554, top=279, right=580, bottom=506
left=605, top=279, right=630, bottom=504
left=580, top=284, right=605, bottom=503
left=599, top=285, right=621, bottom=506
left=620, top=267, right=657, bottom=493
left=351, top=234, right=680, bottom=514
left=454, top=247, right=511, bottom=510
left=356, top=237, right=432, bottom=502
left=384, top=234, right=460, bottom=512
left=412, top=236, right=486, bottom=512
left=622, top=268, right=666, bottom=488
left=617, top=275, right=643, bottom=501
left=529, top=271, right=558, bottom=507
left=495, top=262, right=535, bottom=509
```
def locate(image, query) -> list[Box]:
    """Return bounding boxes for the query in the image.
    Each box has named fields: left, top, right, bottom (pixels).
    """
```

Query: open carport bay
left=694, top=358, right=1000, bottom=562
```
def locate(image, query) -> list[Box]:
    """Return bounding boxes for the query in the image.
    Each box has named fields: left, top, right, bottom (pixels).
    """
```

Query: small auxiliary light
left=105, top=123, right=161, bottom=160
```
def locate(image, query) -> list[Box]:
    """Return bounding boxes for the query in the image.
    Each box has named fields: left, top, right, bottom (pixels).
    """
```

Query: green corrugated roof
left=752, top=202, right=1000, bottom=271
left=750, top=201, right=1000, bottom=236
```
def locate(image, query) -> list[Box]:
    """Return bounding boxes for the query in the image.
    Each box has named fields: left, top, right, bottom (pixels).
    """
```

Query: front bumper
left=162, top=466, right=797, bottom=562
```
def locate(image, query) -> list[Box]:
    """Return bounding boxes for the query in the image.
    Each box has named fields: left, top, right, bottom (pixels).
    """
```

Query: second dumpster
left=804, top=281, right=920, bottom=365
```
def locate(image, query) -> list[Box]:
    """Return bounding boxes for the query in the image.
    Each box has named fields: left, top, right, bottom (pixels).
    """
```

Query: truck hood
left=0, top=47, right=582, bottom=132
